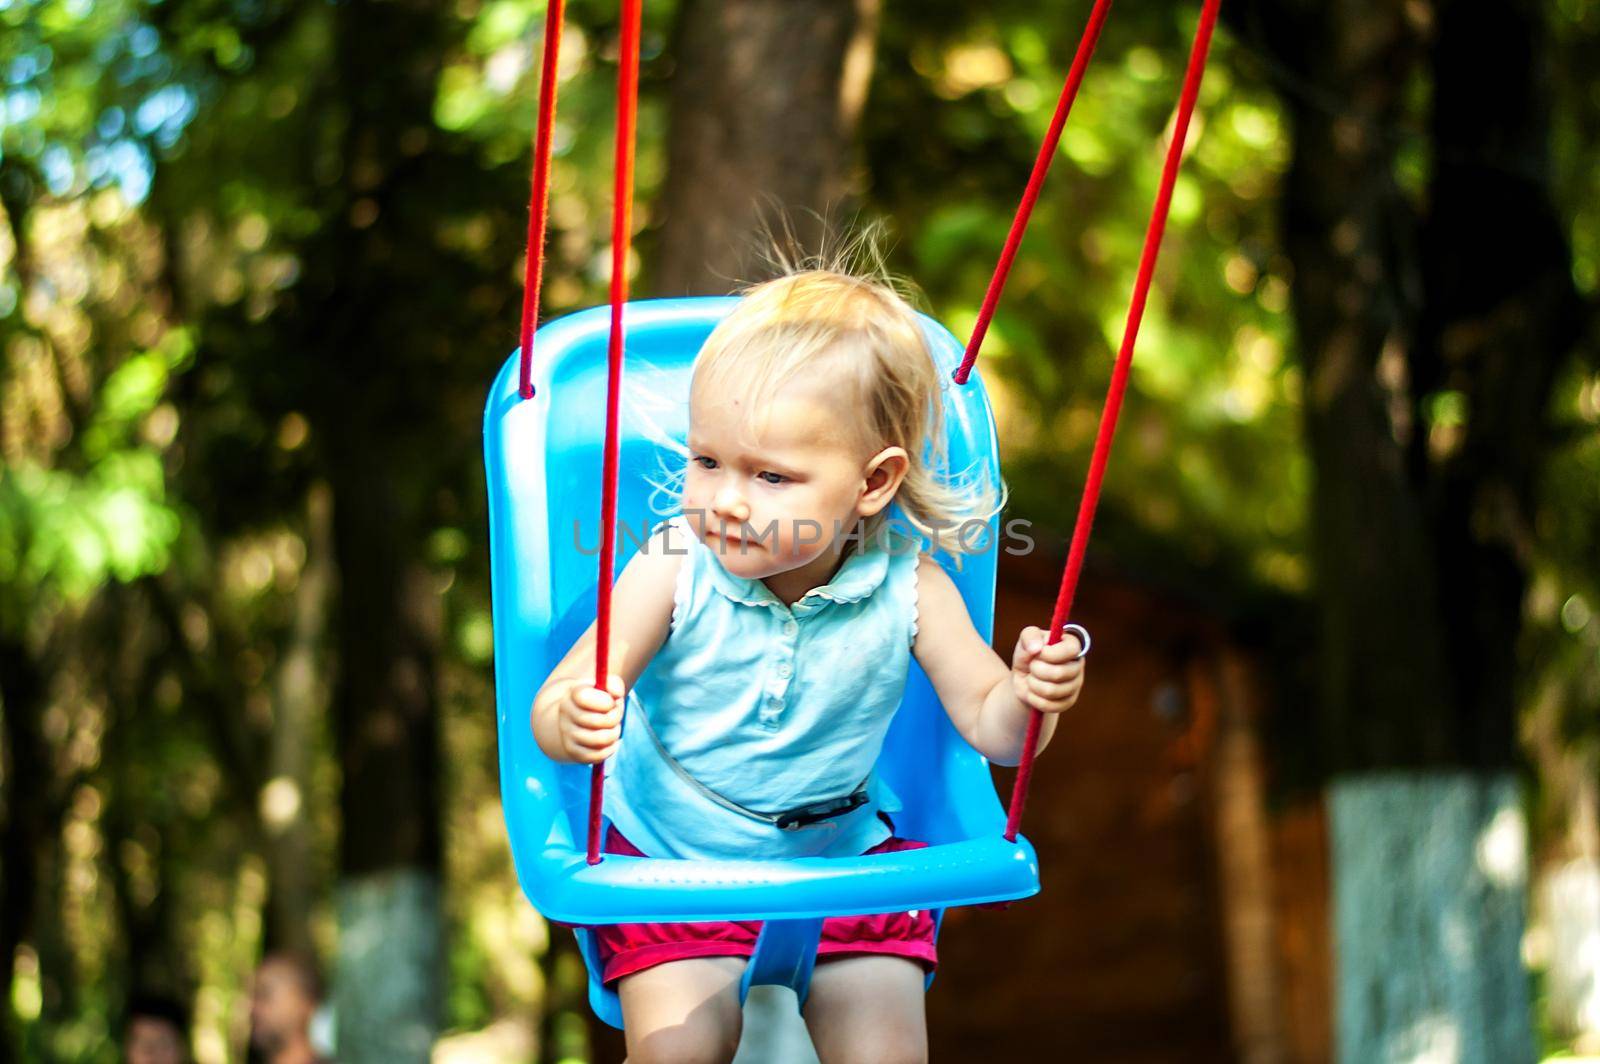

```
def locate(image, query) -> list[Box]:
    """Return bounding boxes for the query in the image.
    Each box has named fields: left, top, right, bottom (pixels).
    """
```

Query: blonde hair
left=679, top=244, right=1006, bottom=558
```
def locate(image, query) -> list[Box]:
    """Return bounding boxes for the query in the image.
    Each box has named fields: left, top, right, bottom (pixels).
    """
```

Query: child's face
left=682, top=383, right=901, bottom=582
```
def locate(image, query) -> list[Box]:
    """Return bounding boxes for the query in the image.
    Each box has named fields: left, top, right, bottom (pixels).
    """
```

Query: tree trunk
left=102, top=588, right=191, bottom=1003
left=327, top=446, right=444, bottom=1063
left=1276, top=0, right=1450, bottom=774
left=1525, top=671, right=1600, bottom=1045
left=0, top=637, right=47, bottom=1062
left=264, top=483, right=333, bottom=958
left=1234, top=0, right=1586, bottom=1055
left=1330, top=774, right=1529, bottom=1061
left=1537, top=777, right=1600, bottom=1046
left=654, top=0, right=882, bottom=294
left=308, top=1, right=465, bottom=1057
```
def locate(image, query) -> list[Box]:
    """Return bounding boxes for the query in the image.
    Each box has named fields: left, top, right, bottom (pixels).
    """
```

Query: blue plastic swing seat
left=484, top=297, right=1040, bottom=1027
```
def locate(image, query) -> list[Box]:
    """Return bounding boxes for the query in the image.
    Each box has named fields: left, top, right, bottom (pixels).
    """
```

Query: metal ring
left=1061, top=623, right=1091, bottom=660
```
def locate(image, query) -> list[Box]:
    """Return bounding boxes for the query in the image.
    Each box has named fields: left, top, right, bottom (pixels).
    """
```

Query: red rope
left=587, top=0, right=644, bottom=866
left=517, top=0, right=567, bottom=400
left=952, top=0, right=1114, bottom=386
left=1004, top=0, right=1222, bottom=842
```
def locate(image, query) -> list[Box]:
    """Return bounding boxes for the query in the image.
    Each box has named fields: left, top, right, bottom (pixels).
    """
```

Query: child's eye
left=757, top=471, right=788, bottom=485
left=691, top=455, right=717, bottom=470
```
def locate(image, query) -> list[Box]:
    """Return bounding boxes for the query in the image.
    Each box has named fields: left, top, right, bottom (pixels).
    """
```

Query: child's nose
left=712, top=486, right=749, bottom=522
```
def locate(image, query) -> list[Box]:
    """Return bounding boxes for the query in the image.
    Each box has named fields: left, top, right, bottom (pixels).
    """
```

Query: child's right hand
left=557, top=674, right=626, bottom=764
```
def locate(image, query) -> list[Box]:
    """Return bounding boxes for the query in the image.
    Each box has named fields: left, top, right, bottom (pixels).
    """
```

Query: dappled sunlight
left=2, top=0, right=1597, bottom=1059
left=1476, top=808, right=1529, bottom=892
left=1392, top=1014, right=1463, bottom=1064
left=883, top=14, right=1307, bottom=600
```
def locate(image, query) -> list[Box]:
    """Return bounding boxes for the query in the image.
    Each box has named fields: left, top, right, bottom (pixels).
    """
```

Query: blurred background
left=1, top=0, right=1597, bottom=1060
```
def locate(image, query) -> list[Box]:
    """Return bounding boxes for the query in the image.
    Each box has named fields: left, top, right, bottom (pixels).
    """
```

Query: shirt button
left=776, top=662, right=792, bottom=678
left=783, top=620, right=798, bottom=637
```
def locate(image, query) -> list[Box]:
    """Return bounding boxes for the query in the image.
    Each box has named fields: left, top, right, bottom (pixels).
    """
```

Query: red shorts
left=591, top=826, right=940, bottom=985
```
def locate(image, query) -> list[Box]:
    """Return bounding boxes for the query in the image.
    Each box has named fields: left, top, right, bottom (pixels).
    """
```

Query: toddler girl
left=532, top=267, right=1085, bottom=1063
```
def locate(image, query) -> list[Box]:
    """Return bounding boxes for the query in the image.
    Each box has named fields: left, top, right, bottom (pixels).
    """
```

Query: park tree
left=652, top=0, right=882, bottom=292
left=861, top=0, right=1592, bottom=1056
left=1222, top=0, right=1588, bottom=1057
left=138, top=0, right=526, bottom=1056
left=0, top=4, right=206, bottom=1053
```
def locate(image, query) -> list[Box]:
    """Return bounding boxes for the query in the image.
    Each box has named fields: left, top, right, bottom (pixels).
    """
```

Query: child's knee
left=628, top=1019, right=742, bottom=1064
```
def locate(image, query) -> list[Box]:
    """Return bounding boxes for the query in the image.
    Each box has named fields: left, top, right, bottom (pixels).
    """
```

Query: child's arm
left=531, top=521, right=687, bottom=765
left=911, top=555, right=1085, bottom=766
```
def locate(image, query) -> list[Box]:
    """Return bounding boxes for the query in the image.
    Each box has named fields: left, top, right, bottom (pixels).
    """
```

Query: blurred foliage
left=865, top=5, right=1308, bottom=607
left=1528, top=0, right=1600, bottom=825
left=0, top=0, right=1596, bottom=1060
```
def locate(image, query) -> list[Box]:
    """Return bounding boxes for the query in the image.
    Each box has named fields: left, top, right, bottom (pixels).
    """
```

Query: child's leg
left=617, top=956, right=746, bottom=1064
left=801, top=956, right=928, bottom=1064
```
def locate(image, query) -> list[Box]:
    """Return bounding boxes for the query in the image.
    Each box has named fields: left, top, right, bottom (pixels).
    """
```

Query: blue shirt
left=606, top=513, right=922, bottom=860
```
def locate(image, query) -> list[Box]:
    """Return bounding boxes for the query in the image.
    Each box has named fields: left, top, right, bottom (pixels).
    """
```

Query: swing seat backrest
left=484, top=297, right=1039, bottom=1020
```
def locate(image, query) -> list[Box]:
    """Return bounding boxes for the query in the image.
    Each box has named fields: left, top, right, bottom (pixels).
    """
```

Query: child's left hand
left=1010, top=625, right=1086, bottom=715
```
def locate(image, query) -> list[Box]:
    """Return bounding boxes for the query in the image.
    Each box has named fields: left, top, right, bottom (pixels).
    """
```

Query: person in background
left=249, top=952, right=329, bottom=1064
left=122, top=993, right=190, bottom=1064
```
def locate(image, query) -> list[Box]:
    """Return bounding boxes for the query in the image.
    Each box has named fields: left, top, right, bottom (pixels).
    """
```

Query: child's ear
left=858, top=447, right=910, bottom=517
